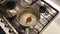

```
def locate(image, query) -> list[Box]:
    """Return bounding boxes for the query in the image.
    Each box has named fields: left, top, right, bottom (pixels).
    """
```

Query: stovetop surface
left=0, top=0, right=59, bottom=34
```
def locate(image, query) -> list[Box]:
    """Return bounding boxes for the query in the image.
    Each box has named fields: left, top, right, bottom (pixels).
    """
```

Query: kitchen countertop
left=42, top=0, right=60, bottom=34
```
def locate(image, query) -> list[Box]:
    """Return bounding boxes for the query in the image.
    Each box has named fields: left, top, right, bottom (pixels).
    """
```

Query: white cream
left=20, top=13, right=37, bottom=27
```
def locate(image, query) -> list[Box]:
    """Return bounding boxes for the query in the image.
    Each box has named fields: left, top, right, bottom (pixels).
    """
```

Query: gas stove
left=0, top=0, right=59, bottom=34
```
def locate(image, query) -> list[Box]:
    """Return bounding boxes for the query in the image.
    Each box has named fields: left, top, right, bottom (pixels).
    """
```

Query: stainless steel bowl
left=16, top=7, right=40, bottom=27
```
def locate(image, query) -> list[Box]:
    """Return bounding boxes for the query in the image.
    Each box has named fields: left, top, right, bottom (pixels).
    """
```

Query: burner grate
left=22, top=0, right=59, bottom=34
left=0, top=0, right=59, bottom=34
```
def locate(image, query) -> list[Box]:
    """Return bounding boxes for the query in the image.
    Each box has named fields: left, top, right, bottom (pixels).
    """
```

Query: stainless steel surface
left=0, top=0, right=59, bottom=34
left=25, top=28, right=29, bottom=34
left=0, top=15, right=19, bottom=34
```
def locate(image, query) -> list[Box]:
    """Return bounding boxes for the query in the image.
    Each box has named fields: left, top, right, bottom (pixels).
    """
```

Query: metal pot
left=16, top=7, right=40, bottom=27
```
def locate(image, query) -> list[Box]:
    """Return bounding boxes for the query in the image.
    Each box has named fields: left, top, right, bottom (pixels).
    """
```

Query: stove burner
left=6, top=1, right=16, bottom=10
left=39, top=6, right=47, bottom=13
